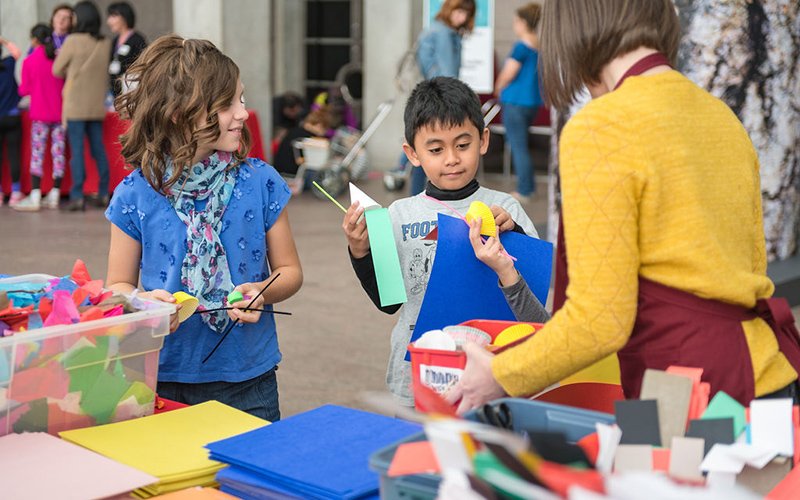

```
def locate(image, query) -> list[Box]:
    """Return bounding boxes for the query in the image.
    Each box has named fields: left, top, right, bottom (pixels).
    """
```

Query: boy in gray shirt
left=342, top=77, right=548, bottom=406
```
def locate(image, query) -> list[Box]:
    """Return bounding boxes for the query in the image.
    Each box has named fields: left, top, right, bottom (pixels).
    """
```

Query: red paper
left=652, top=448, right=670, bottom=472
left=387, top=441, right=441, bottom=477
left=47, top=402, right=96, bottom=434
left=79, top=307, right=104, bottom=322
left=38, top=297, right=52, bottom=322
left=8, top=364, right=69, bottom=403
left=81, top=279, right=104, bottom=298
left=537, top=461, right=605, bottom=497
left=415, top=385, right=457, bottom=417
left=70, top=259, right=92, bottom=286
left=102, top=305, right=124, bottom=318
left=72, top=288, right=89, bottom=307
left=576, top=432, right=600, bottom=466
left=767, top=462, right=800, bottom=500
left=90, top=291, right=113, bottom=305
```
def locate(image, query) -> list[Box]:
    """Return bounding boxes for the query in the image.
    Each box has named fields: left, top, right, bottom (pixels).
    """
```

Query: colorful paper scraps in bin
left=60, top=400, right=268, bottom=498
left=207, top=404, right=421, bottom=500
left=0, top=432, right=157, bottom=500
left=0, top=259, right=152, bottom=335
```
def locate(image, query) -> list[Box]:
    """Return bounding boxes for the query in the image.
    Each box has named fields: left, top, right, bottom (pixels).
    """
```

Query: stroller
left=382, top=98, right=502, bottom=191
left=291, top=99, right=393, bottom=199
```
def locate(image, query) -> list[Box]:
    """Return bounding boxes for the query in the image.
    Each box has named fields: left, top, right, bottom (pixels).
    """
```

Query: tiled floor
left=1, top=174, right=798, bottom=417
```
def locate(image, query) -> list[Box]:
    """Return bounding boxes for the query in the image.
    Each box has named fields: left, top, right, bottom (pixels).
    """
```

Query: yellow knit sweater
left=493, top=71, right=797, bottom=397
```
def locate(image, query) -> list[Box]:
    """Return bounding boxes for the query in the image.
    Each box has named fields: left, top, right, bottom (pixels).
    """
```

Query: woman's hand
left=342, top=201, right=370, bottom=259
left=469, top=218, right=519, bottom=287
left=226, top=282, right=267, bottom=324
left=444, top=342, right=507, bottom=415
left=137, top=289, right=181, bottom=332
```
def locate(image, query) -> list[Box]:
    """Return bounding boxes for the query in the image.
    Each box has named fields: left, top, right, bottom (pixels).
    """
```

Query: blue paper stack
left=206, top=405, right=421, bottom=499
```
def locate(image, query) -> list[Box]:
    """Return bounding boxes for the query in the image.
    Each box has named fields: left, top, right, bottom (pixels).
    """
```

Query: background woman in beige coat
left=53, top=1, right=111, bottom=211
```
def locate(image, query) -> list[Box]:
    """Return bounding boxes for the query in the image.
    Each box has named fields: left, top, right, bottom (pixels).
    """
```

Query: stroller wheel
left=312, top=169, right=348, bottom=200
left=383, top=172, right=405, bottom=192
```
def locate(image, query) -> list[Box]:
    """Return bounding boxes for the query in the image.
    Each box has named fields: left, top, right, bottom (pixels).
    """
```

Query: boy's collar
left=424, top=179, right=480, bottom=201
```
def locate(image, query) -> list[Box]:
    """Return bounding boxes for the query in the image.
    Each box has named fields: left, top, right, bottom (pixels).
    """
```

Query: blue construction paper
left=218, top=467, right=306, bottom=500
left=407, top=214, right=553, bottom=360
left=207, top=405, right=420, bottom=500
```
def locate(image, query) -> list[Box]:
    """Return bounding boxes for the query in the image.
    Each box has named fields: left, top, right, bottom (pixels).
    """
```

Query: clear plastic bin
left=369, top=399, right=615, bottom=500
left=0, top=274, right=173, bottom=436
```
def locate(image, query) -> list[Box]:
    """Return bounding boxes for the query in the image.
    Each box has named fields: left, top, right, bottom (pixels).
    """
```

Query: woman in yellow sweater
left=448, top=0, right=800, bottom=413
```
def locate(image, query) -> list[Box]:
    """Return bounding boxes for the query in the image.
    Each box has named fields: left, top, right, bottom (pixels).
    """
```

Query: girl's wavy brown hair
left=116, top=34, right=251, bottom=193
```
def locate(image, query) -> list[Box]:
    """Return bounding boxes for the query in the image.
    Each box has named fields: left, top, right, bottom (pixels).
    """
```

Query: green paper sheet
left=365, top=208, right=407, bottom=307
left=702, top=391, right=746, bottom=437
left=13, top=398, right=49, bottom=433
left=64, top=338, right=109, bottom=394
left=121, top=381, right=156, bottom=405
left=80, top=370, right=131, bottom=424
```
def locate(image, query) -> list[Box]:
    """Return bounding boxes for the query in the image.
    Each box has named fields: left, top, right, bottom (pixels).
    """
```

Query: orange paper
left=151, top=487, right=238, bottom=499
left=387, top=441, right=441, bottom=477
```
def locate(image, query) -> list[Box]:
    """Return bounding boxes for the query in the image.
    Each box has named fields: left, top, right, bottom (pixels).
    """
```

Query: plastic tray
left=0, top=274, right=173, bottom=435
left=369, top=398, right=615, bottom=500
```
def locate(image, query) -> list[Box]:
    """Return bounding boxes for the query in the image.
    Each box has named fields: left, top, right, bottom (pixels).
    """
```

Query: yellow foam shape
left=493, top=323, right=535, bottom=347
left=465, top=201, right=497, bottom=237
left=172, top=291, right=199, bottom=323
left=560, top=353, right=621, bottom=385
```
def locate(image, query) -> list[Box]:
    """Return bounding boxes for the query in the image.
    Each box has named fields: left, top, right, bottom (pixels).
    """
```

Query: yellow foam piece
left=173, top=291, right=199, bottom=323
left=465, top=201, right=497, bottom=237
left=492, top=323, right=535, bottom=347
left=560, top=354, right=621, bottom=385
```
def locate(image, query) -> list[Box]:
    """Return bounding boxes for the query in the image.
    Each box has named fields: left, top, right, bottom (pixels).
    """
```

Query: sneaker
left=86, top=194, right=110, bottom=209
left=8, top=191, right=24, bottom=208
left=510, top=191, right=532, bottom=203
left=12, top=193, right=41, bottom=212
left=45, top=190, right=61, bottom=209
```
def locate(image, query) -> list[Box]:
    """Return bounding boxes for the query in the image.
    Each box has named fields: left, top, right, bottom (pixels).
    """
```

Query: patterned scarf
left=166, top=151, right=237, bottom=333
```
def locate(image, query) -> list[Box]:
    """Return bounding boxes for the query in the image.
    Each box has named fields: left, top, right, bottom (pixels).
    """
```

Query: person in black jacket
left=106, top=2, right=146, bottom=96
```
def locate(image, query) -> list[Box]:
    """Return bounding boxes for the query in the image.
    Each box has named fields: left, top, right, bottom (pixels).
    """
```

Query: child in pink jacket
left=15, top=24, right=66, bottom=211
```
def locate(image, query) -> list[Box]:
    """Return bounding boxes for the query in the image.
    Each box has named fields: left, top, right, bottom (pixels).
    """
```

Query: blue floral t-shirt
left=105, top=158, right=292, bottom=384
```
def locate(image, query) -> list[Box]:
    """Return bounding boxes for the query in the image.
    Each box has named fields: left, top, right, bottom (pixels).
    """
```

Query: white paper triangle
left=349, top=182, right=381, bottom=210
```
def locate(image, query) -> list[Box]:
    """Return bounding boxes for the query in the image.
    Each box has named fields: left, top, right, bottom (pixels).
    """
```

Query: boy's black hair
left=73, top=1, right=103, bottom=39
left=404, top=77, right=484, bottom=149
left=108, top=2, right=136, bottom=29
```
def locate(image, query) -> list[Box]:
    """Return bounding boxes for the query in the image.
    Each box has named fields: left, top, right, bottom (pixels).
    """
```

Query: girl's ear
left=402, top=142, right=422, bottom=167
left=479, top=127, right=490, bottom=155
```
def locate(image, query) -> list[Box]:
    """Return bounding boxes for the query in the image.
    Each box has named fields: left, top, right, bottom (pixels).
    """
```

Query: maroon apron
left=553, top=53, right=800, bottom=406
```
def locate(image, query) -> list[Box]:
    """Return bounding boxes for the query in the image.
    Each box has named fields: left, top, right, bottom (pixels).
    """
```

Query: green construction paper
left=702, top=391, right=746, bottom=437
left=79, top=370, right=131, bottom=424
left=64, top=338, right=109, bottom=394
left=364, top=208, right=407, bottom=307
left=121, top=381, right=155, bottom=405
left=13, top=398, right=49, bottom=433
left=473, top=451, right=527, bottom=500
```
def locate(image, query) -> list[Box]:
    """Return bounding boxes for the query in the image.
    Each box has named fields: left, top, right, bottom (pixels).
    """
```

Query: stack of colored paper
left=207, top=405, right=421, bottom=499
left=0, top=432, right=157, bottom=499
left=59, top=401, right=268, bottom=497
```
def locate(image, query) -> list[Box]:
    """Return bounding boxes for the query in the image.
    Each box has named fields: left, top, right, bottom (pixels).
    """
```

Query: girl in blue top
left=495, top=3, right=543, bottom=201
left=105, top=35, right=303, bottom=421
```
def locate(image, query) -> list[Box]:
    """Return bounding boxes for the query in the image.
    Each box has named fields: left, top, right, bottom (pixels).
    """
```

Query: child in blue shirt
left=495, top=3, right=543, bottom=201
left=105, top=35, right=303, bottom=421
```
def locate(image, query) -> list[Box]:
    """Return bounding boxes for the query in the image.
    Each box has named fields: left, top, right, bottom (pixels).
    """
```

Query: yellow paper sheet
left=60, top=401, right=268, bottom=480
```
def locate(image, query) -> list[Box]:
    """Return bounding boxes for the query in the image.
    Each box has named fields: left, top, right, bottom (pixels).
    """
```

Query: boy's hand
left=343, top=201, right=370, bottom=259
left=137, top=289, right=181, bottom=332
left=469, top=218, right=519, bottom=287
left=227, top=282, right=267, bottom=324
left=491, top=205, right=516, bottom=233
